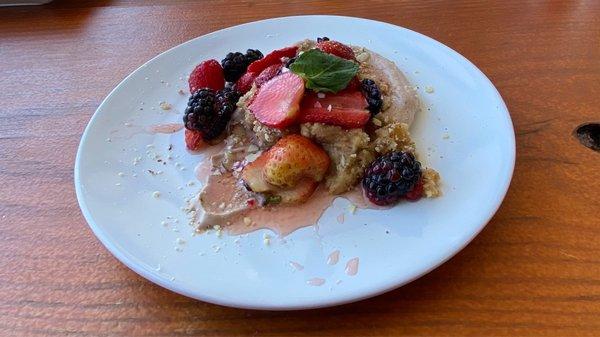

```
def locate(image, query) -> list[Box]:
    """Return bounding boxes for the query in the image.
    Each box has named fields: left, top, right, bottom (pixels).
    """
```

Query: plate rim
left=74, top=14, right=516, bottom=310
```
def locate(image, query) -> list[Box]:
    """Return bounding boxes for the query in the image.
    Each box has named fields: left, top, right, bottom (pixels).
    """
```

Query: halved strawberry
left=298, top=91, right=370, bottom=128
left=254, top=63, right=283, bottom=87
left=184, top=129, right=205, bottom=151
left=235, top=71, right=257, bottom=94
left=242, top=157, right=317, bottom=204
left=241, top=155, right=271, bottom=193
left=188, top=59, right=225, bottom=93
left=241, top=135, right=329, bottom=204
left=262, top=134, right=330, bottom=187
left=275, top=178, right=318, bottom=204
left=248, top=72, right=305, bottom=129
left=316, top=40, right=355, bottom=60
left=247, top=46, right=298, bottom=74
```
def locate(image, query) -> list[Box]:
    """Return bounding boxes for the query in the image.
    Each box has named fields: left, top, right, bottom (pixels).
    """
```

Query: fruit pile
left=183, top=37, right=424, bottom=205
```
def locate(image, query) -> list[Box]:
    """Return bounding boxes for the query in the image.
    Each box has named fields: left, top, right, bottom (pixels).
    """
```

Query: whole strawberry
left=188, top=59, right=225, bottom=93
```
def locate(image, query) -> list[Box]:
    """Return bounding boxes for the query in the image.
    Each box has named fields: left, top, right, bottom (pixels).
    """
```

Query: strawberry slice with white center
left=298, top=90, right=370, bottom=128
left=248, top=72, right=305, bottom=129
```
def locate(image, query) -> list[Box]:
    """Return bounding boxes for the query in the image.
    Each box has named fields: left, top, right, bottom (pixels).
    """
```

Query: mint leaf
left=290, top=49, right=359, bottom=93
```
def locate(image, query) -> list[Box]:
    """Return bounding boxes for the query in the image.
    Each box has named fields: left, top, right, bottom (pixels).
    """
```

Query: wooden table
left=1, top=1, right=599, bottom=336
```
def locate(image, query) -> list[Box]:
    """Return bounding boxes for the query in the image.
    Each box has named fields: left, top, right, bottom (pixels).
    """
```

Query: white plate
left=75, top=15, right=514, bottom=310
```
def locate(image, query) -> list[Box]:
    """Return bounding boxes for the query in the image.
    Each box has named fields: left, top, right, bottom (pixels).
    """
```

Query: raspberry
left=221, top=52, right=248, bottom=82
left=188, top=59, right=224, bottom=93
left=362, top=151, right=422, bottom=206
left=361, top=79, right=383, bottom=115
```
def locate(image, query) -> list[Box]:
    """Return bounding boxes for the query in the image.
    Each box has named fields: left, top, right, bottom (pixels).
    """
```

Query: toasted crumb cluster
left=301, top=123, right=374, bottom=194
left=371, top=122, right=415, bottom=154
left=422, top=168, right=442, bottom=197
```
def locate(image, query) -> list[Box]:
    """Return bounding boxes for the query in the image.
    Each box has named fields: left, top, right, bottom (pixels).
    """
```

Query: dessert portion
left=181, top=37, right=441, bottom=235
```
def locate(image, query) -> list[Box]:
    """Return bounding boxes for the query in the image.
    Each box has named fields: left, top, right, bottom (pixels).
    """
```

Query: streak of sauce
left=345, top=257, right=360, bottom=276
left=289, top=261, right=304, bottom=271
left=192, top=145, right=378, bottom=237
left=146, top=123, right=184, bottom=134
left=336, top=213, right=345, bottom=224
left=306, top=278, right=325, bottom=286
left=327, top=250, right=340, bottom=265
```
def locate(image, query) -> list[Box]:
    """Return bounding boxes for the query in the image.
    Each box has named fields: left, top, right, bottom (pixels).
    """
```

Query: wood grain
left=1, top=1, right=599, bottom=336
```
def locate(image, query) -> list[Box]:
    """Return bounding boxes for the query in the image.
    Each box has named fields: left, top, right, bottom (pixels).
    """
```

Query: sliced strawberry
left=275, top=178, right=318, bottom=204
left=254, top=64, right=283, bottom=87
left=188, top=59, right=225, bottom=93
left=302, top=90, right=367, bottom=108
left=316, top=40, right=355, bottom=60
left=184, top=129, right=205, bottom=151
left=300, top=108, right=370, bottom=129
left=247, top=46, right=298, bottom=74
left=248, top=72, right=305, bottom=129
left=241, top=155, right=271, bottom=193
left=235, top=71, right=257, bottom=94
left=343, top=76, right=361, bottom=92
left=298, top=90, right=370, bottom=128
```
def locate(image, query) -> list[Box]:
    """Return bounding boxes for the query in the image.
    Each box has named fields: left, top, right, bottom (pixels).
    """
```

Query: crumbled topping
left=159, top=101, right=172, bottom=110
left=152, top=191, right=161, bottom=198
left=348, top=204, right=357, bottom=214
left=422, top=168, right=442, bottom=198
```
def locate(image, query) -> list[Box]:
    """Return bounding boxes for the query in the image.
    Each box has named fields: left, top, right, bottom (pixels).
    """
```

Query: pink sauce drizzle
left=327, top=250, right=340, bottom=265
left=289, top=261, right=304, bottom=271
left=146, top=123, right=184, bottom=134
left=345, top=257, right=360, bottom=276
left=306, top=278, right=326, bottom=286
left=336, top=213, right=345, bottom=224
left=193, top=146, right=377, bottom=237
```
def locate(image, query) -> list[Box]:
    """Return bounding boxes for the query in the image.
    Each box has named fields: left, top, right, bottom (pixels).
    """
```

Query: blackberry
left=362, top=151, right=422, bottom=206
left=221, top=52, right=248, bottom=82
left=208, top=87, right=239, bottom=139
left=183, top=88, right=239, bottom=140
left=316, top=37, right=330, bottom=43
left=245, top=49, right=263, bottom=64
left=361, top=79, right=383, bottom=115
left=183, top=88, right=215, bottom=131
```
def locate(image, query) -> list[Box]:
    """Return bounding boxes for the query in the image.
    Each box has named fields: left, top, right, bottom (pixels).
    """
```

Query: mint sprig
left=290, top=49, right=359, bottom=93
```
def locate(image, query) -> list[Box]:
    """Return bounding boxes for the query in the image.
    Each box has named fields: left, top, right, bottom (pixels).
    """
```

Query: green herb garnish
left=265, top=194, right=282, bottom=205
left=290, top=49, right=359, bottom=93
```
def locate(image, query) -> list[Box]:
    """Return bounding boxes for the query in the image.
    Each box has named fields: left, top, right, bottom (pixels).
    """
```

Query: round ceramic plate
left=75, top=15, right=515, bottom=310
